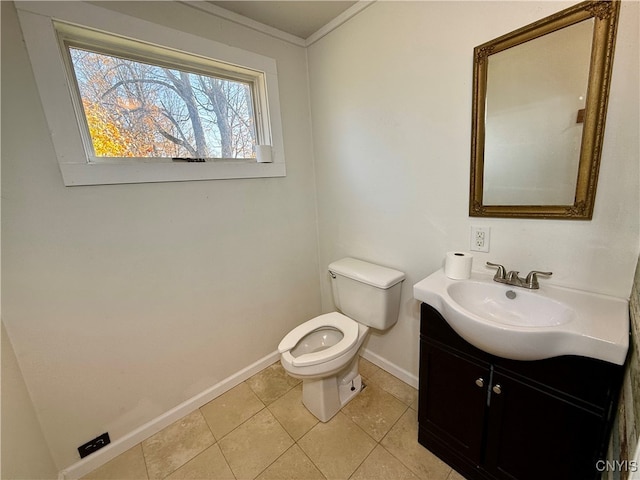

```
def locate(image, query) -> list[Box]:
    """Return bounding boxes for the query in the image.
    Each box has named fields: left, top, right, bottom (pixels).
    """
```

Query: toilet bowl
left=278, top=312, right=370, bottom=421
left=279, top=313, right=371, bottom=380
left=278, top=258, right=405, bottom=422
left=279, top=312, right=362, bottom=375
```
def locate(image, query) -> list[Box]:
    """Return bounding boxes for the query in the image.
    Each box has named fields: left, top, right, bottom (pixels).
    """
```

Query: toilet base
left=301, top=357, right=363, bottom=422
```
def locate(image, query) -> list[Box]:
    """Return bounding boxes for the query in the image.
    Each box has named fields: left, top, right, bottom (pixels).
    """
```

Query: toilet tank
left=328, top=258, right=405, bottom=330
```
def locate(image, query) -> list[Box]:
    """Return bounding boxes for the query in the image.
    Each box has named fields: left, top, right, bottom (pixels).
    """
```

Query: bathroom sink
left=413, top=269, right=629, bottom=365
left=447, top=281, right=574, bottom=328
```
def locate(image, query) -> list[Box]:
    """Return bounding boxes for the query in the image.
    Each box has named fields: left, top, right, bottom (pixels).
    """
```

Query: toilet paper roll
left=444, top=251, right=473, bottom=280
left=256, top=145, right=273, bottom=163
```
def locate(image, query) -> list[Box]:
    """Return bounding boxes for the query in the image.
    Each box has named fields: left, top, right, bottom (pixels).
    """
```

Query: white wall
left=2, top=1, right=320, bottom=470
left=1, top=322, right=58, bottom=479
left=308, top=1, right=639, bottom=377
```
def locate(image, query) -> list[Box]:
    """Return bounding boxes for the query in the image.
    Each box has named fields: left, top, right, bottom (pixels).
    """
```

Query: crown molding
left=305, top=1, right=374, bottom=46
left=178, top=1, right=375, bottom=48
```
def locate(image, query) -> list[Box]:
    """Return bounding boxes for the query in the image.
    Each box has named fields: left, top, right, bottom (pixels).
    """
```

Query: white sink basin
left=447, top=281, right=575, bottom=328
left=413, top=269, right=629, bottom=365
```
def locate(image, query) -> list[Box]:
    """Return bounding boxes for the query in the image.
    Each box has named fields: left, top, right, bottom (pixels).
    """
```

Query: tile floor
left=82, top=358, right=466, bottom=480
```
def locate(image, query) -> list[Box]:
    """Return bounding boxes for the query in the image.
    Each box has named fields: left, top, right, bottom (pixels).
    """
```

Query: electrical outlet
left=78, top=432, right=110, bottom=459
left=470, top=226, right=490, bottom=253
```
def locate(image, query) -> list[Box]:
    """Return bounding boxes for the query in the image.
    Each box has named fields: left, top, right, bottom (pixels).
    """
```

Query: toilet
left=278, top=257, right=405, bottom=422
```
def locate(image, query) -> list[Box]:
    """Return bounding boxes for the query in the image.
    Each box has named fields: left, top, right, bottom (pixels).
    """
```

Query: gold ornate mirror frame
left=469, top=0, right=620, bottom=219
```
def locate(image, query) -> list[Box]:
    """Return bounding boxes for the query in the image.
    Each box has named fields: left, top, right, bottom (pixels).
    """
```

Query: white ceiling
left=208, top=1, right=358, bottom=40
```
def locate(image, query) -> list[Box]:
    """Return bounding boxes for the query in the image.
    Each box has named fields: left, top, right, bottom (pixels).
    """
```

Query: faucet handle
left=525, top=270, right=552, bottom=289
left=486, top=262, right=506, bottom=281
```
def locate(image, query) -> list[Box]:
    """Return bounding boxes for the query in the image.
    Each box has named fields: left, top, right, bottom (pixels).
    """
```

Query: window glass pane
left=68, top=47, right=257, bottom=159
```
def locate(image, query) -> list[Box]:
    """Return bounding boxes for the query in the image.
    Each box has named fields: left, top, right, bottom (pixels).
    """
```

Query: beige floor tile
left=298, top=412, right=376, bottom=480
left=350, top=445, right=420, bottom=480
left=267, top=384, right=318, bottom=441
left=369, top=369, right=418, bottom=407
left=81, top=444, right=148, bottom=480
left=359, top=357, right=381, bottom=380
left=142, top=410, right=215, bottom=479
left=410, top=395, right=419, bottom=411
left=218, top=408, right=294, bottom=479
left=380, top=409, right=451, bottom=480
left=256, top=445, right=325, bottom=480
left=82, top=363, right=448, bottom=480
left=246, top=361, right=300, bottom=405
left=200, top=382, right=265, bottom=439
left=165, top=444, right=234, bottom=480
left=342, top=382, right=408, bottom=441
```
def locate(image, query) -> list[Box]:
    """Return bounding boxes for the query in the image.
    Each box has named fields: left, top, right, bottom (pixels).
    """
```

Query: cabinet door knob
left=492, top=384, right=502, bottom=394
left=475, top=378, right=484, bottom=387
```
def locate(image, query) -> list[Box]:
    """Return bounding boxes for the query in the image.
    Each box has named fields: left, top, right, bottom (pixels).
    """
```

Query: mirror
left=470, top=0, right=620, bottom=219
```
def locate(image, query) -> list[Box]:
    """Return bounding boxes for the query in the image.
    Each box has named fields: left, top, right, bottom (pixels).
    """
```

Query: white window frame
left=16, top=1, right=286, bottom=186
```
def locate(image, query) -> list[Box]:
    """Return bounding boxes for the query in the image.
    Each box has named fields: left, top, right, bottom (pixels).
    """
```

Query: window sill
left=59, top=161, right=286, bottom=186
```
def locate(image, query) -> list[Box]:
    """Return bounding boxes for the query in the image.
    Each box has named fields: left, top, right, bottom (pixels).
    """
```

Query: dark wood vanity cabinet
left=418, top=303, right=625, bottom=480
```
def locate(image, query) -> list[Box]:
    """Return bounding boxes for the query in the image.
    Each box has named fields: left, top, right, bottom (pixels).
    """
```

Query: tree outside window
left=69, top=47, right=257, bottom=160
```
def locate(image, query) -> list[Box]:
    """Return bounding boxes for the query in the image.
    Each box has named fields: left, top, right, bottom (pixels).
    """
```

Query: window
left=16, top=2, right=285, bottom=185
left=60, top=24, right=265, bottom=162
left=67, top=45, right=258, bottom=160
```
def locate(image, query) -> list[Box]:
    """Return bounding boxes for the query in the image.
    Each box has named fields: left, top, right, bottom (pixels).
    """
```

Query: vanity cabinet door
left=419, top=340, right=489, bottom=466
left=485, top=371, right=604, bottom=480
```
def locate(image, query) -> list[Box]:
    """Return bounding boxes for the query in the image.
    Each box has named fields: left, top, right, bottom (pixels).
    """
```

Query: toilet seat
left=278, top=312, right=359, bottom=367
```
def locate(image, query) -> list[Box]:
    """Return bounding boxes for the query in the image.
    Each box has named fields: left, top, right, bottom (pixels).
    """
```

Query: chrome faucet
left=486, top=262, right=552, bottom=289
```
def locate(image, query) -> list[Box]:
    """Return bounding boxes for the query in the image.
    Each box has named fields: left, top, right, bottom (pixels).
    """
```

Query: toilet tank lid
left=328, top=258, right=405, bottom=289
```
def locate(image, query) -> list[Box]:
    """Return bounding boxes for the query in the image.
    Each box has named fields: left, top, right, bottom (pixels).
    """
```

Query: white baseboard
left=59, top=349, right=416, bottom=479
left=59, top=351, right=280, bottom=480
left=361, top=348, right=419, bottom=389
